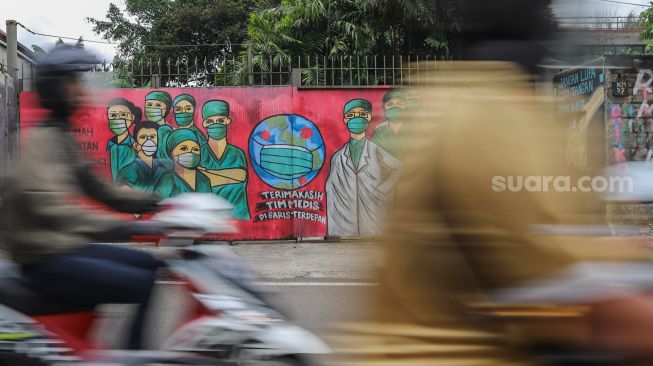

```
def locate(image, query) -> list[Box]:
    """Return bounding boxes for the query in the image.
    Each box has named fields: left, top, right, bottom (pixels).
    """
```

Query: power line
left=17, top=22, right=117, bottom=45
left=17, top=23, right=241, bottom=49
left=594, top=0, right=650, bottom=7
left=143, top=43, right=243, bottom=48
left=0, top=62, right=19, bottom=71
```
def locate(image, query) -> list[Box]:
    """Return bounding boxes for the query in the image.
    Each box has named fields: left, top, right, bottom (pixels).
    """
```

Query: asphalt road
left=93, top=241, right=380, bottom=363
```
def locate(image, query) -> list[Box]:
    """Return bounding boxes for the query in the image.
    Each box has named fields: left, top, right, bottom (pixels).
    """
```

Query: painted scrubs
left=156, top=124, right=174, bottom=161
left=107, top=135, right=136, bottom=182
left=200, top=144, right=250, bottom=220
left=189, top=125, right=208, bottom=148
left=349, top=138, right=366, bottom=170
left=116, top=158, right=167, bottom=195
left=371, top=122, right=401, bottom=158
left=154, top=170, right=212, bottom=199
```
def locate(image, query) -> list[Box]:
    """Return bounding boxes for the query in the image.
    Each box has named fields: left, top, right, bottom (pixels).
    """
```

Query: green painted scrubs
left=154, top=170, right=212, bottom=199
left=116, top=158, right=167, bottom=195
left=371, top=123, right=401, bottom=157
left=349, top=137, right=366, bottom=170
left=107, top=135, right=136, bottom=182
left=200, top=143, right=250, bottom=220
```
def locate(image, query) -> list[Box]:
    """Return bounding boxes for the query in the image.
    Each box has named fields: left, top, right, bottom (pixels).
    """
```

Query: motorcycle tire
left=0, top=352, right=46, bottom=366
left=243, top=355, right=313, bottom=366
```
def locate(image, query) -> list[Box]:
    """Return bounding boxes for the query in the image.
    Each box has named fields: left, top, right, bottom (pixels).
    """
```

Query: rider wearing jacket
left=3, top=45, right=162, bottom=350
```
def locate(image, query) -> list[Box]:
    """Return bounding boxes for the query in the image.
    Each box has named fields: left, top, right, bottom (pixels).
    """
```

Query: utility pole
left=6, top=20, right=18, bottom=91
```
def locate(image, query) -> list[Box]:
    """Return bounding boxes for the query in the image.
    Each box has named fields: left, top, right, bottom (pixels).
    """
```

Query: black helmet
left=35, top=45, right=99, bottom=118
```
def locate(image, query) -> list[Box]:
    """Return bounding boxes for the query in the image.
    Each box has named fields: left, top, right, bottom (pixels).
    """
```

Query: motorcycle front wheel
left=0, top=352, right=46, bottom=366
left=242, top=355, right=313, bottom=366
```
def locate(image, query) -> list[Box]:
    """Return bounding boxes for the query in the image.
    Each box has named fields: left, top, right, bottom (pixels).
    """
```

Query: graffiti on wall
left=20, top=87, right=413, bottom=239
left=607, top=67, right=653, bottom=164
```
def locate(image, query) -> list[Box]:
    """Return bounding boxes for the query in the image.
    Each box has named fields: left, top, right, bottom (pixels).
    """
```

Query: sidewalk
left=141, top=240, right=382, bottom=281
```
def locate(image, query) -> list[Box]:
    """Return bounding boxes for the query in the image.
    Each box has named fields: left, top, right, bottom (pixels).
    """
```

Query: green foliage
left=111, top=59, right=135, bottom=88
left=31, top=45, right=46, bottom=57
left=640, top=3, right=653, bottom=51
left=75, top=37, right=85, bottom=49
left=87, top=0, right=254, bottom=61
left=245, top=0, right=457, bottom=60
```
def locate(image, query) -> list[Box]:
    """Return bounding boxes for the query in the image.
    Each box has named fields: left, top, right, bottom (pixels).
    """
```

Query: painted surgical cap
left=344, top=99, right=372, bottom=114
left=202, top=100, right=230, bottom=119
left=383, top=90, right=405, bottom=104
left=173, top=94, right=196, bottom=107
left=165, top=128, right=199, bottom=157
left=145, top=91, right=173, bottom=114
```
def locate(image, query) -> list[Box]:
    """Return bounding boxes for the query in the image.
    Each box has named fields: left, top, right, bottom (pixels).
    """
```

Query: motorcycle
left=0, top=193, right=330, bottom=366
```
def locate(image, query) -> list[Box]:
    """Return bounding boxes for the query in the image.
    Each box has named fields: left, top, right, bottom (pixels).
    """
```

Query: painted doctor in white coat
left=326, top=98, right=402, bottom=237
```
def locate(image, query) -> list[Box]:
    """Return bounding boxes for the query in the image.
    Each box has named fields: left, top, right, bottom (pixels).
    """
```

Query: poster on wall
left=554, top=61, right=606, bottom=171
left=20, top=86, right=415, bottom=240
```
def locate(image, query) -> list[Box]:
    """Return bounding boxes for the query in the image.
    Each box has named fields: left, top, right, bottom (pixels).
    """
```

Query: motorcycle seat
left=0, top=261, right=92, bottom=316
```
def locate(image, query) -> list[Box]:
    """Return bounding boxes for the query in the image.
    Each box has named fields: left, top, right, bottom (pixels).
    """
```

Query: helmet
left=35, top=45, right=99, bottom=118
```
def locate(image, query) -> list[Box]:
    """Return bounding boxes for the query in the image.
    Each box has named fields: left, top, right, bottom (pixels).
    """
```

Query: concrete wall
left=0, top=44, right=35, bottom=92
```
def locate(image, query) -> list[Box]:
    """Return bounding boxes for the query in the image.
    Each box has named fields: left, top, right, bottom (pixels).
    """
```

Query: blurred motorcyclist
left=3, top=45, right=165, bottom=350
left=333, top=0, right=653, bottom=365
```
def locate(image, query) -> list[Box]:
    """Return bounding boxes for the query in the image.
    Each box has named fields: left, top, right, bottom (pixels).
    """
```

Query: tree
left=31, top=45, right=46, bottom=57
left=55, top=38, right=65, bottom=47
left=640, top=3, right=653, bottom=53
left=246, top=0, right=458, bottom=61
left=75, top=37, right=85, bottom=49
left=87, top=0, right=254, bottom=61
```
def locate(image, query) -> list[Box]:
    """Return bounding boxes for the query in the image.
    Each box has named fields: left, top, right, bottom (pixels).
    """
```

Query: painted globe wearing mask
left=249, top=114, right=325, bottom=190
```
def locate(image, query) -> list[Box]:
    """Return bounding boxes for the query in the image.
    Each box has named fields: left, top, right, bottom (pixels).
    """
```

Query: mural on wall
left=554, top=64, right=605, bottom=170
left=325, top=97, right=402, bottom=237
left=371, top=90, right=406, bottom=158
left=198, top=100, right=250, bottom=220
left=116, top=121, right=167, bottom=195
left=20, top=87, right=410, bottom=240
left=107, top=98, right=140, bottom=181
left=249, top=114, right=326, bottom=224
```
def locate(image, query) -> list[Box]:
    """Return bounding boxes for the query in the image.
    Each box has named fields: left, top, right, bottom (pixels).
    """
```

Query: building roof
left=0, top=29, right=37, bottom=64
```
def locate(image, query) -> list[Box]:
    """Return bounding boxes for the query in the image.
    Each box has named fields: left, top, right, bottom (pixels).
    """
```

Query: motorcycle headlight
left=193, top=294, right=246, bottom=310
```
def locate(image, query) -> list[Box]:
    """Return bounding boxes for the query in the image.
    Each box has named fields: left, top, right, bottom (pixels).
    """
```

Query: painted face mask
left=177, top=152, right=200, bottom=169
left=109, top=119, right=128, bottom=135
left=141, top=139, right=158, bottom=157
left=346, top=117, right=369, bottom=134
left=207, top=124, right=227, bottom=140
left=385, top=107, right=405, bottom=121
left=145, top=108, right=164, bottom=122
left=260, top=145, right=313, bottom=179
left=175, top=113, right=194, bottom=126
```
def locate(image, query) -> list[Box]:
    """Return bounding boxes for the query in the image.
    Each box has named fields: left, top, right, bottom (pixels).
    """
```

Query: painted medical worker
left=107, top=98, right=140, bottom=181
left=326, top=98, right=402, bottom=237
left=154, top=129, right=211, bottom=198
left=198, top=100, right=250, bottom=220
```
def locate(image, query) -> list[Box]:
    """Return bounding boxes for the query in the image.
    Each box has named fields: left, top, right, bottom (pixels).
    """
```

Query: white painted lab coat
left=325, top=138, right=402, bottom=237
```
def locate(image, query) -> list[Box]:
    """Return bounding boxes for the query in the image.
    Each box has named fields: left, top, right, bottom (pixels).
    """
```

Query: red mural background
left=19, top=86, right=392, bottom=240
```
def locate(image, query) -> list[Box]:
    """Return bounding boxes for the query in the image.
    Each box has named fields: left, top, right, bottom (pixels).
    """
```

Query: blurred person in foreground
left=2, top=45, right=166, bottom=350
left=332, top=1, right=653, bottom=365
